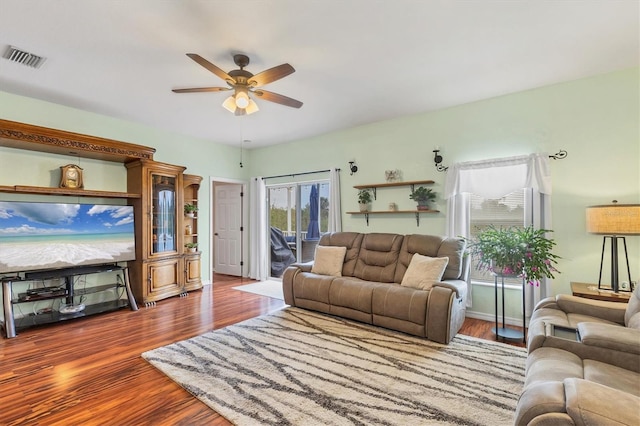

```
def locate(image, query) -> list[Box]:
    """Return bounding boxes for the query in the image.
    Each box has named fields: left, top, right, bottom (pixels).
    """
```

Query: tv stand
left=1, top=264, right=138, bottom=338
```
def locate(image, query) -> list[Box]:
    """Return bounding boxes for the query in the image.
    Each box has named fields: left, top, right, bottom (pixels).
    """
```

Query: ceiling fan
left=172, top=53, right=303, bottom=116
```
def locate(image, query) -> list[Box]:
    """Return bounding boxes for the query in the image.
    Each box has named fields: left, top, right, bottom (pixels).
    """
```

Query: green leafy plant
left=465, top=225, right=560, bottom=286
left=184, top=203, right=198, bottom=214
left=358, top=189, right=373, bottom=204
left=409, top=186, right=436, bottom=204
left=184, top=242, right=198, bottom=249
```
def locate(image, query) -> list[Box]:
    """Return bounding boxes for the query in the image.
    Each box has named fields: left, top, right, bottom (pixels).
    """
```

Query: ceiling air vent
left=2, top=45, right=47, bottom=69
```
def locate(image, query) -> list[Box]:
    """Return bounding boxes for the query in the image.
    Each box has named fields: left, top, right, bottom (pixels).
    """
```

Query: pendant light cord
left=239, top=116, right=244, bottom=168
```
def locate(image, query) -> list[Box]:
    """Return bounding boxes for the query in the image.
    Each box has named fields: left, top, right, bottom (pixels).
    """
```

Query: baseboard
left=465, top=310, right=529, bottom=327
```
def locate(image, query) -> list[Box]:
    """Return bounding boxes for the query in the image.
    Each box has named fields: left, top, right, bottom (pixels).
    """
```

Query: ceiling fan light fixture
left=245, top=99, right=259, bottom=115
left=176, top=53, right=302, bottom=113
left=222, top=95, right=237, bottom=113
left=234, top=91, right=250, bottom=109
left=222, top=94, right=259, bottom=116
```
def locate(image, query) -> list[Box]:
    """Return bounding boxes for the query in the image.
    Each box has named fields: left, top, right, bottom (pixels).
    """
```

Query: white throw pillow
left=401, top=253, right=449, bottom=290
left=311, top=246, right=347, bottom=277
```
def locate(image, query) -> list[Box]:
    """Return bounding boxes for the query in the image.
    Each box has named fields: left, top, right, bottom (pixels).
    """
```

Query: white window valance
left=444, top=153, right=551, bottom=200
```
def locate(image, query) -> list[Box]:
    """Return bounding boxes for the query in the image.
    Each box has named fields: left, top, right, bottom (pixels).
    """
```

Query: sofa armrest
left=516, top=378, right=640, bottom=426
left=578, top=322, right=640, bottom=355
left=514, top=381, right=572, bottom=426
left=291, top=262, right=313, bottom=273
left=565, top=378, right=640, bottom=426
left=282, top=262, right=319, bottom=305
left=433, top=280, right=464, bottom=299
left=282, top=266, right=296, bottom=305
left=533, top=296, right=559, bottom=311
left=556, top=294, right=627, bottom=324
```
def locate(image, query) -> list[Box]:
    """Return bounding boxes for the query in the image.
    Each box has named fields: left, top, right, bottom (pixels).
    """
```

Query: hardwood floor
left=0, top=274, right=524, bottom=425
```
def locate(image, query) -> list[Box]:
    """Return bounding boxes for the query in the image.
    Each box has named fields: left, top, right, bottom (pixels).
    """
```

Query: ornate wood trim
left=0, top=185, right=140, bottom=199
left=0, top=119, right=155, bottom=162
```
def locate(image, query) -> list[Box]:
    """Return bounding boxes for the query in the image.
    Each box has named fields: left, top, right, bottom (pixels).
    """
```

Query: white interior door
left=214, top=183, right=242, bottom=276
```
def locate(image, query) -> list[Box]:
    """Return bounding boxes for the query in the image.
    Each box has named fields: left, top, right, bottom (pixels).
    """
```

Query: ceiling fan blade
left=186, top=53, right=234, bottom=83
left=253, top=89, right=303, bottom=108
left=172, top=87, right=231, bottom=93
left=248, top=64, right=295, bottom=87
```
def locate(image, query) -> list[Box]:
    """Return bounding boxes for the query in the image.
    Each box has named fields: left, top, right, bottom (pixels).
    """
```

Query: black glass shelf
left=14, top=300, right=129, bottom=330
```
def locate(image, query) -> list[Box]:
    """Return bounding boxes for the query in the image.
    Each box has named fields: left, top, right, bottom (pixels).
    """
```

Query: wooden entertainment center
left=125, top=160, right=203, bottom=306
left=0, top=119, right=204, bottom=334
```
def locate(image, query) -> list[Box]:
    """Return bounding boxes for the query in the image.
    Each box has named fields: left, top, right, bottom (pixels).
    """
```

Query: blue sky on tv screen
left=0, top=202, right=134, bottom=236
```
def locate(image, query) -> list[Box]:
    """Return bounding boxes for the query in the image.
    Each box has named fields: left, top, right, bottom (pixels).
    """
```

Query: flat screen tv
left=0, top=201, right=135, bottom=274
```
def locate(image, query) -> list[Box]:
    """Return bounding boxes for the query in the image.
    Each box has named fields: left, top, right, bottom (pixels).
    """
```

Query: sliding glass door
left=267, top=180, right=330, bottom=277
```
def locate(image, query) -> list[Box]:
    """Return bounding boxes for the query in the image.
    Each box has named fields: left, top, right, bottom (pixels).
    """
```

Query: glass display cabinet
left=151, top=173, right=177, bottom=254
left=127, top=160, right=187, bottom=306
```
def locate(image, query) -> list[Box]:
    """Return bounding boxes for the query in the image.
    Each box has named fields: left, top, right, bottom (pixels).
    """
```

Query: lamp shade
left=586, top=204, right=640, bottom=235
left=234, top=91, right=250, bottom=109
left=222, top=95, right=237, bottom=113
left=244, top=99, right=259, bottom=115
left=222, top=93, right=259, bottom=116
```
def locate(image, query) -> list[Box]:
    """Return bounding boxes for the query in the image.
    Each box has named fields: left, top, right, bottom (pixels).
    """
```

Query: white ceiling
left=0, top=1, right=638, bottom=148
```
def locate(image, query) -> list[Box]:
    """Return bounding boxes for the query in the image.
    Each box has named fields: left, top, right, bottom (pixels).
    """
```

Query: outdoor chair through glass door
left=267, top=180, right=330, bottom=278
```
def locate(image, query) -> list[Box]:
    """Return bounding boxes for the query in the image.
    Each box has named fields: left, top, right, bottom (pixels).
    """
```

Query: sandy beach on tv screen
left=0, top=241, right=135, bottom=272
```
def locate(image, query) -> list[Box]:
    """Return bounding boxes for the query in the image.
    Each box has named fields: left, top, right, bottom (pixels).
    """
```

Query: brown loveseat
left=282, top=232, right=468, bottom=344
left=515, top=289, right=640, bottom=425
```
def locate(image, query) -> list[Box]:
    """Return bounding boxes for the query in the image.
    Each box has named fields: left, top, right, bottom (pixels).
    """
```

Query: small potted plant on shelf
left=409, top=186, right=436, bottom=210
left=184, top=242, right=198, bottom=253
left=184, top=203, right=198, bottom=218
left=358, top=189, right=373, bottom=212
left=465, top=225, right=561, bottom=286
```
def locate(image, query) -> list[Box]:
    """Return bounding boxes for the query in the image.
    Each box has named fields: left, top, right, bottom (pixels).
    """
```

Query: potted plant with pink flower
left=466, top=225, right=560, bottom=286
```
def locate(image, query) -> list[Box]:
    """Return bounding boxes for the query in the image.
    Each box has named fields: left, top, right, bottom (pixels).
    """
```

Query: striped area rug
left=142, top=308, right=526, bottom=425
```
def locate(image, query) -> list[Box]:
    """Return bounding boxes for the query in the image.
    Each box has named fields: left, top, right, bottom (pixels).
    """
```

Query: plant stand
left=492, top=273, right=526, bottom=343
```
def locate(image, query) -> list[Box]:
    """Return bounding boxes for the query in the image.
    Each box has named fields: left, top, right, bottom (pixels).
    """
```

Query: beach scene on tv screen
left=0, top=201, right=135, bottom=273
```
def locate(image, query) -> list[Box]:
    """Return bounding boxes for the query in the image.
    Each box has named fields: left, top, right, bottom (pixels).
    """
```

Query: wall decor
left=433, top=149, right=448, bottom=172
left=59, top=164, right=84, bottom=189
left=349, top=161, right=358, bottom=175
left=385, top=169, right=401, bottom=182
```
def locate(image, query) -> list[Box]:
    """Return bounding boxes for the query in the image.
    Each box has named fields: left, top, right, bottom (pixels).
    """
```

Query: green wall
left=247, top=67, right=640, bottom=320
left=1, top=67, right=638, bottom=320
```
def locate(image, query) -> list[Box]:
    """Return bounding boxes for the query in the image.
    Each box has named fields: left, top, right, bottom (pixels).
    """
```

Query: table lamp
left=586, top=201, right=640, bottom=292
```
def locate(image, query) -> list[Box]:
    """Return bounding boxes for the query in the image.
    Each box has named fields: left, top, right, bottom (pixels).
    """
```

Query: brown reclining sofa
left=282, top=232, right=468, bottom=344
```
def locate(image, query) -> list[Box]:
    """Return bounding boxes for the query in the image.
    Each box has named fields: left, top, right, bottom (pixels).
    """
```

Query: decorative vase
left=359, top=203, right=370, bottom=212
left=185, top=212, right=195, bottom=218
left=416, top=203, right=430, bottom=211
left=490, top=261, right=521, bottom=277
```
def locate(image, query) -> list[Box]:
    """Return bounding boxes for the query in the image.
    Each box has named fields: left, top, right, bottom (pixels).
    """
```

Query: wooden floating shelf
left=353, top=180, right=434, bottom=190
left=347, top=209, right=439, bottom=214
left=0, top=185, right=140, bottom=199
left=347, top=209, right=440, bottom=226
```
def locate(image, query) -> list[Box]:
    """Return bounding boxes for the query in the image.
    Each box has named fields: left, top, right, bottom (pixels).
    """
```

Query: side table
left=570, top=282, right=631, bottom=303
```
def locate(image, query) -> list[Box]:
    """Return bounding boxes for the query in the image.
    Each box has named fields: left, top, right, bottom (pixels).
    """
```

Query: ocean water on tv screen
left=0, top=201, right=135, bottom=274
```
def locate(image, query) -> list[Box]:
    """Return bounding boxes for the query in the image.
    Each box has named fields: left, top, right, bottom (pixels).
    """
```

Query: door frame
left=210, top=176, right=248, bottom=278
